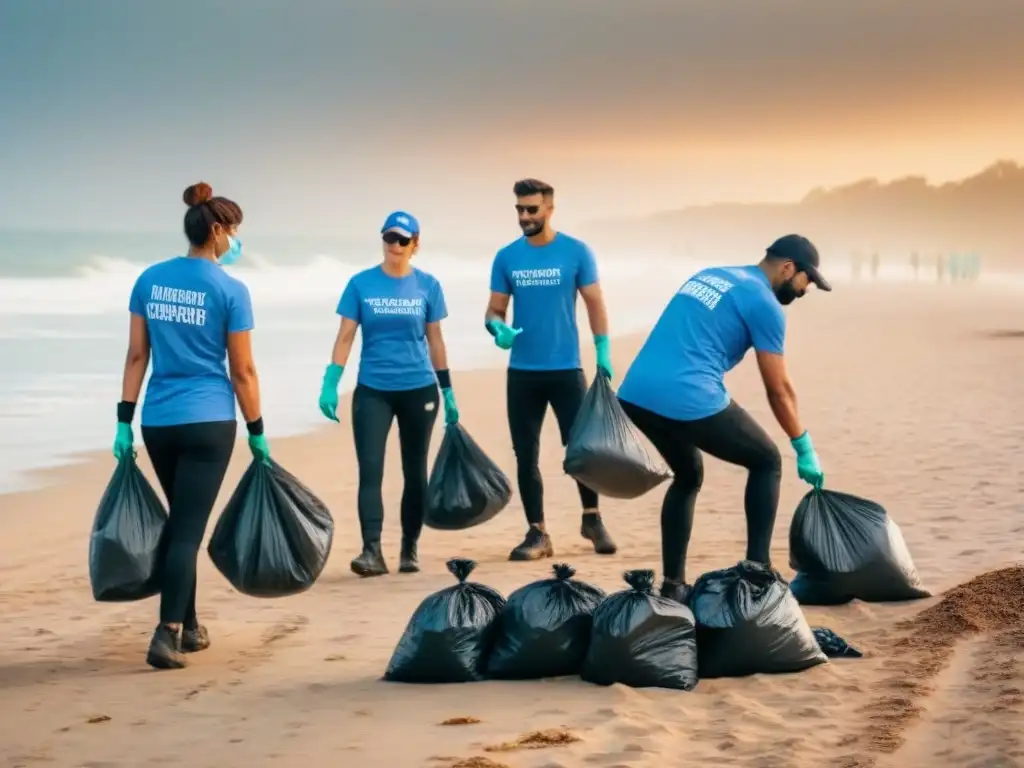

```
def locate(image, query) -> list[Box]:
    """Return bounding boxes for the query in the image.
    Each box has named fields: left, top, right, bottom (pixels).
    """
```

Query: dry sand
left=1, top=280, right=1022, bottom=768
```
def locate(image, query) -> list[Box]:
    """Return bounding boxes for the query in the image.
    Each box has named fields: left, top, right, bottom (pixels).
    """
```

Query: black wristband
left=435, top=369, right=452, bottom=389
left=117, top=401, right=136, bottom=424
left=246, top=417, right=264, bottom=436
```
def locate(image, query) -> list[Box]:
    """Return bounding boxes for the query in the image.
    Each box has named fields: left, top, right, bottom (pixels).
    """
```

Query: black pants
left=618, top=399, right=782, bottom=584
left=142, top=420, right=236, bottom=627
left=352, top=383, right=439, bottom=544
left=506, top=368, right=599, bottom=525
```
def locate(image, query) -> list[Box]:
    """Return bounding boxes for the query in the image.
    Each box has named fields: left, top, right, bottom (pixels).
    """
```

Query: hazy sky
left=2, top=0, right=1022, bottom=235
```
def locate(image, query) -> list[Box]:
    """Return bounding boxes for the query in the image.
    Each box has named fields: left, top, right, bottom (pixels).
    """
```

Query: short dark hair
left=513, top=178, right=554, bottom=198
left=182, top=182, right=244, bottom=247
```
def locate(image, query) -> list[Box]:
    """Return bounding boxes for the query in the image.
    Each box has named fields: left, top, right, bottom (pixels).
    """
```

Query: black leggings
left=506, top=368, right=598, bottom=525
left=352, top=383, right=439, bottom=544
left=142, top=420, right=236, bottom=627
left=618, top=399, right=782, bottom=584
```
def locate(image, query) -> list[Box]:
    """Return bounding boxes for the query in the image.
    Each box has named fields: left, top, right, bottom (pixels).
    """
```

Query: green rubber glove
left=791, top=431, right=824, bottom=489
left=486, top=319, right=523, bottom=351
left=319, top=363, right=344, bottom=422
left=441, top=387, right=459, bottom=425
left=594, top=334, right=613, bottom=380
left=248, top=434, right=271, bottom=465
left=112, top=422, right=134, bottom=460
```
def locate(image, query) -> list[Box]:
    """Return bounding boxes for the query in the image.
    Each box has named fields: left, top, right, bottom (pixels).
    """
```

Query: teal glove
left=112, top=422, right=134, bottom=460
left=248, top=434, right=271, bottom=465
left=594, top=334, right=613, bottom=380
left=791, top=431, right=824, bottom=489
left=486, top=319, right=523, bottom=351
left=319, top=363, right=344, bottom=422
left=441, top=387, right=459, bottom=425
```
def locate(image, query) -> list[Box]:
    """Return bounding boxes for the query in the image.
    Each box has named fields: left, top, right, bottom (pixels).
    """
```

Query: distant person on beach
left=484, top=178, right=616, bottom=561
left=113, top=182, right=269, bottom=670
left=616, top=234, right=829, bottom=603
left=318, top=211, right=457, bottom=577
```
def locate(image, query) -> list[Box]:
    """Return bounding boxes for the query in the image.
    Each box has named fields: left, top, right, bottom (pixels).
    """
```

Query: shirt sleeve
left=489, top=250, right=511, bottom=294
left=576, top=243, right=599, bottom=288
left=426, top=277, right=448, bottom=323
left=227, top=280, right=255, bottom=333
left=744, top=291, right=786, bottom=354
left=128, top=276, right=146, bottom=316
left=336, top=279, right=361, bottom=322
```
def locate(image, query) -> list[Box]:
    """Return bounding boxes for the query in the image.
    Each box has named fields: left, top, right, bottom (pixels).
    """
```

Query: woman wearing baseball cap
left=317, top=211, right=458, bottom=577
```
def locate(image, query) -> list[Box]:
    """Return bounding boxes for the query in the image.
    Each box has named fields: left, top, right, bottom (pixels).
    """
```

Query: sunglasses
left=382, top=232, right=412, bottom=247
left=515, top=204, right=540, bottom=215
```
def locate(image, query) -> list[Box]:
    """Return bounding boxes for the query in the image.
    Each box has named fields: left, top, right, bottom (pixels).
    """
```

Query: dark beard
left=520, top=220, right=543, bottom=237
left=774, top=279, right=800, bottom=305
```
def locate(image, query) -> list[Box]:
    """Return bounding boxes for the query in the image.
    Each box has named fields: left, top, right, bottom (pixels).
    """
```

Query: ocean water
left=0, top=231, right=704, bottom=493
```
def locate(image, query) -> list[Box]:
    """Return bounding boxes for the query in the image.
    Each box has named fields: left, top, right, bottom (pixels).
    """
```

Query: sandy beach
left=1, top=280, right=1022, bottom=768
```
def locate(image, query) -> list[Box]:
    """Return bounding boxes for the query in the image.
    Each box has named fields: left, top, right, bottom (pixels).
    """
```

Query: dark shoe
left=660, top=579, right=693, bottom=605
left=398, top=538, right=420, bottom=574
left=182, top=625, right=210, bottom=653
left=146, top=624, right=185, bottom=670
left=351, top=542, right=389, bottom=577
left=509, top=526, right=554, bottom=561
left=581, top=513, right=618, bottom=555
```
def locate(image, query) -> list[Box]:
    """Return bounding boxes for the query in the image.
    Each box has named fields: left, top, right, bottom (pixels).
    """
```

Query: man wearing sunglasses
left=616, top=234, right=830, bottom=603
left=485, top=178, right=617, bottom=561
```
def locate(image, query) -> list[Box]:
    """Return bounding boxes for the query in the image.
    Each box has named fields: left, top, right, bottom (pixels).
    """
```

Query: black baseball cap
left=766, top=234, right=831, bottom=292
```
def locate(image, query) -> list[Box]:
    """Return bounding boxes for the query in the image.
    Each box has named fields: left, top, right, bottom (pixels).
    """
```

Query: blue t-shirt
left=337, top=266, right=447, bottom=391
left=617, top=265, right=785, bottom=421
left=129, top=256, right=254, bottom=427
left=489, top=232, right=599, bottom=370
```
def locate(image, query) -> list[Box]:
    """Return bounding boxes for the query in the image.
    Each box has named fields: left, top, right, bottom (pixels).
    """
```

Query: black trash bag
left=789, top=488, right=931, bottom=605
left=812, top=627, right=863, bottom=659
left=89, top=453, right=168, bottom=602
left=384, top=558, right=506, bottom=683
left=563, top=374, right=671, bottom=499
left=207, top=459, right=334, bottom=598
left=581, top=569, right=699, bottom=690
left=486, top=563, right=606, bottom=679
left=424, top=424, right=512, bottom=531
left=689, top=560, right=827, bottom=678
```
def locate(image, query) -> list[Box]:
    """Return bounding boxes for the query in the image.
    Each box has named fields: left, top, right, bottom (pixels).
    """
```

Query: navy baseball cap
left=766, top=234, right=831, bottom=292
left=381, top=210, right=420, bottom=238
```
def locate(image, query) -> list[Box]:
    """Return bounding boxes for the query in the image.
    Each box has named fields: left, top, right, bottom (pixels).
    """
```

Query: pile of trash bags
left=384, top=559, right=847, bottom=688
left=563, top=374, right=671, bottom=499
left=788, top=488, right=931, bottom=605
left=89, top=453, right=168, bottom=602
left=424, top=424, right=512, bottom=531
left=208, top=459, right=335, bottom=598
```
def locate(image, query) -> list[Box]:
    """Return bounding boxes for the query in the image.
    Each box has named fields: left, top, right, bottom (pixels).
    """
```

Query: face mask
left=218, top=235, right=243, bottom=266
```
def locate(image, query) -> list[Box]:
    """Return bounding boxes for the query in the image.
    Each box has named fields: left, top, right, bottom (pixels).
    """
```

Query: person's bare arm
left=579, top=282, right=609, bottom=337
left=329, top=317, right=359, bottom=366
left=227, top=330, right=262, bottom=423
left=425, top=321, right=449, bottom=371
left=756, top=351, right=804, bottom=439
left=121, top=314, right=150, bottom=403
left=485, top=291, right=511, bottom=327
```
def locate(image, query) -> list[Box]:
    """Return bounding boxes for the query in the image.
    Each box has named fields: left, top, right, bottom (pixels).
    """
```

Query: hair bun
left=183, top=182, right=213, bottom=207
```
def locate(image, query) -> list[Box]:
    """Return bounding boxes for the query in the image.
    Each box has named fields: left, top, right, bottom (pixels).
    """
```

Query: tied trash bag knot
left=581, top=569, right=699, bottom=690
left=385, top=557, right=506, bottom=683
left=563, top=375, right=671, bottom=499
left=425, top=424, right=512, bottom=531
left=486, top=562, right=605, bottom=680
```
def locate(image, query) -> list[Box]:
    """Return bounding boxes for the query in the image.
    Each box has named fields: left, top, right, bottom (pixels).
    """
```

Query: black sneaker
left=146, top=624, right=185, bottom=670
left=509, top=526, right=554, bottom=561
left=398, top=538, right=419, bottom=574
left=182, top=625, right=210, bottom=653
left=351, top=542, right=389, bottom=577
left=580, top=513, right=617, bottom=555
left=660, top=579, right=693, bottom=605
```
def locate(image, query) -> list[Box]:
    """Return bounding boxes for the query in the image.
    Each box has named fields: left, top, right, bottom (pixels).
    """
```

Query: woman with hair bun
left=113, top=181, right=270, bottom=670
